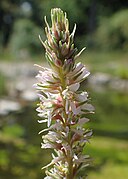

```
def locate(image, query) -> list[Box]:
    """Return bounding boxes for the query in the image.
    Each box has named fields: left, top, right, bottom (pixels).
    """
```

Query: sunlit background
left=0, top=0, right=128, bottom=178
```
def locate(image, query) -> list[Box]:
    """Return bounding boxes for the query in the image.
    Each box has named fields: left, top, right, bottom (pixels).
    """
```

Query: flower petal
left=78, top=118, right=90, bottom=125
left=68, top=83, right=80, bottom=92
left=83, top=104, right=95, bottom=111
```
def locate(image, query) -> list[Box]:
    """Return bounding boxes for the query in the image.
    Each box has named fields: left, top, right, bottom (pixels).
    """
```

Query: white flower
left=70, top=101, right=81, bottom=115
left=67, top=62, right=90, bottom=84
left=36, top=93, right=64, bottom=127
left=68, top=83, right=80, bottom=92
left=35, top=68, right=60, bottom=93
left=47, top=110, right=52, bottom=127
left=36, top=68, right=55, bottom=82
left=77, top=118, right=90, bottom=125
left=75, top=91, right=88, bottom=102
left=82, top=103, right=95, bottom=111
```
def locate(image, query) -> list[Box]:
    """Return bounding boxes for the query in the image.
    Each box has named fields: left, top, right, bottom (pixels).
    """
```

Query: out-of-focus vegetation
left=0, top=0, right=128, bottom=56
left=9, top=19, right=44, bottom=57
left=0, top=107, right=51, bottom=179
left=94, top=9, right=128, bottom=51
left=0, top=0, right=128, bottom=179
left=86, top=136, right=128, bottom=179
left=0, top=91, right=128, bottom=179
left=0, top=73, right=7, bottom=96
left=80, top=51, right=128, bottom=79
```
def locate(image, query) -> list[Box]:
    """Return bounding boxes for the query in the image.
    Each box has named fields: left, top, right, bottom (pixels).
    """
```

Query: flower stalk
left=35, top=8, right=94, bottom=178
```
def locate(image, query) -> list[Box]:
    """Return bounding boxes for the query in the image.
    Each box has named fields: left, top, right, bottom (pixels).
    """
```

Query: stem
left=66, top=125, right=75, bottom=179
left=59, top=69, right=75, bottom=178
left=59, top=67, right=82, bottom=179
left=59, top=67, right=66, bottom=90
left=67, top=157, right=73, bottom=179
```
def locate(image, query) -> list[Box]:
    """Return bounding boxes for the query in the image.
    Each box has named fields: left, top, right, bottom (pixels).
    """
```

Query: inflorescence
left=34, top=8, right=94, bottom=179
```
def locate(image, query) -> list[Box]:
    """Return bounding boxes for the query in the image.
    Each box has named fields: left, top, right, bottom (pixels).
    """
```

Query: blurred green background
left=0, top=0, right=128, bottom=178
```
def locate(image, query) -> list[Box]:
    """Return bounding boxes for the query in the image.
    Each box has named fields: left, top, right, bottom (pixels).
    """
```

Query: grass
left=89, top=163, right=128, bottom=179
left=85, top=136, right=128, bottom=179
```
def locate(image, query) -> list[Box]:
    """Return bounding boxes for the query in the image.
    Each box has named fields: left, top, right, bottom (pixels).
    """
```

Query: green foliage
left=114, top=66, right=128, bottom=79
left=0, top=107, right=50, bottom=179
left=3, top=124, right=24, bottom=138
left=95, top=9, right=128, bottom=51
left=85, top=137, right=128, bottom=179
left=9, top=19, right=44, bottom=57
left=79, top=51, right=128, bottom=80
left=41, top=0, right=88, bottom=25
left=87, top=90, right=128, bottom=138
left=0, top=0, right=128, bottom=52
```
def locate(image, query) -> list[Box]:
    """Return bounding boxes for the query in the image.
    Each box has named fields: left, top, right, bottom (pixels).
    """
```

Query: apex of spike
left=39, top=8, right=85, bottom=71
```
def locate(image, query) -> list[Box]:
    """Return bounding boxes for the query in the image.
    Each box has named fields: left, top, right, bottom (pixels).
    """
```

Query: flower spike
left=34, top=8, right=94, bottom=178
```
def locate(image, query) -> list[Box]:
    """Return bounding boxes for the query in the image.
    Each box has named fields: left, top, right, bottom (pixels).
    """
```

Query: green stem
left=58, top=67, right=66, bottom=90
left=67, top=148, right=74, bottom=179
left=59, top=67, right=75, bottom=179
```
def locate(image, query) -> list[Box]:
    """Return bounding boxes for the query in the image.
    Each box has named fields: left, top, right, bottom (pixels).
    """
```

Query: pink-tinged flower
left=67, top=62, right=90, bottom=84
left=70, top=101, right=81, bottom=115
left=52, top=114, right=63, bottom=122
left=53, top=95, right=62, bottom=107
left=62, top=87, right=94, bottom=118
left=35, top=68, right=61, bottom=93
